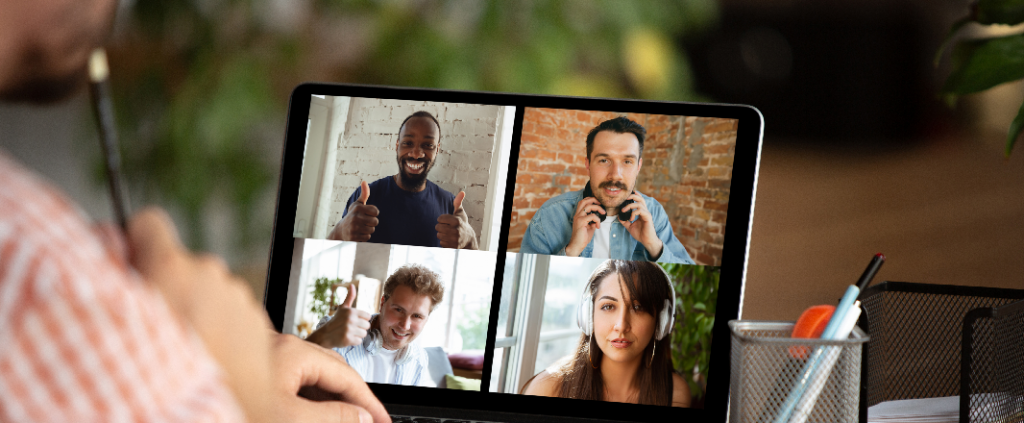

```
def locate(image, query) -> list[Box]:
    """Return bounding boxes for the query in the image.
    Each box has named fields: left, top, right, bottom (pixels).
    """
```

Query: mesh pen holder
left=730, top=320, right=869, bottom=423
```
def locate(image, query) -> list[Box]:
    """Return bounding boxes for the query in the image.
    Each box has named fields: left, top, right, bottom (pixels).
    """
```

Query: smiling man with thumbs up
left=307, top=265, right=444, bottom=388
left=328, top=111, right=478, bottom=249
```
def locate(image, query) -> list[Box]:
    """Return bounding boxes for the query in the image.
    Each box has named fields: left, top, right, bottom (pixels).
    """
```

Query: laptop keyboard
left=390, top=415, right=503, bottom=423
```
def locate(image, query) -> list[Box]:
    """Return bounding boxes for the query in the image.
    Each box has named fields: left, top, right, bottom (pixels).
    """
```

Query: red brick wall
left=508, top=107, right=737, bottom=266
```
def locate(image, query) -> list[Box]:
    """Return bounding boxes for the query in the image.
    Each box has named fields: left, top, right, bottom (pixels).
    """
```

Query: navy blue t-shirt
left=342, top=176, right=455, bottom=247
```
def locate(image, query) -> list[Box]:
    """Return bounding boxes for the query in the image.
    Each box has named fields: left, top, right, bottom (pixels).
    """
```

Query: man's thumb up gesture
left=328, top=181, right=379, bottom=242
left=436, top=191, right=478, bottom=250
left=452, top=191, right=465, bottom=212
left=305, top=284, right=372, bottom=348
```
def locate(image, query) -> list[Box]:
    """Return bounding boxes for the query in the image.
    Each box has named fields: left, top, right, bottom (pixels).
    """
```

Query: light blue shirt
left=519, top=189, right=695, bottom=264
left=320, top=314, right=431, bottom=387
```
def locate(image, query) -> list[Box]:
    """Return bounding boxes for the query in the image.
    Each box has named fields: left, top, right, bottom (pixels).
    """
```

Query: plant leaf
left=975, top=0, right=1024, bottom=25
left=942, top=33, right=1024, bottom=94
left=1007, top=98, right=1024, bottom=157
left=934, top=17, right=973, bottom=67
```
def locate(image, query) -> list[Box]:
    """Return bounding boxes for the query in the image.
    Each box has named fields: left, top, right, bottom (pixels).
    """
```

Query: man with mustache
left=328, top=111, right=478, bottom=250
left=308, top=264, right=444, bottom=387
left=520, top=117, right=694, bottom=264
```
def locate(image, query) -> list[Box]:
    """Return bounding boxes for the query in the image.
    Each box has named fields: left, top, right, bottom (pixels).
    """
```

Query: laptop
left=264, top=83, right=764, bottom=422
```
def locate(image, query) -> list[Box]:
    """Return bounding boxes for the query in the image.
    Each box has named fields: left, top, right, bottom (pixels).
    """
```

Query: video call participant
left=328, top=111, right=479, bottom=250
left=521, top=260, right=690, bottom=407
left=519, top=117, right=693, bottom=264
left=307, top=264, right=444, bottom=387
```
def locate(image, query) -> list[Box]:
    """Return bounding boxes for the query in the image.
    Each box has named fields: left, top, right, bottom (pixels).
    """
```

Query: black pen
left=775, top=253, right=885, bottom=423
left=88, top=48, right=130, bottom=230
left=856, top=253, right=886, bottom=291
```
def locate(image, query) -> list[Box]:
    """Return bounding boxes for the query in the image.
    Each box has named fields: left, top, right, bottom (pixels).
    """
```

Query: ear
left=379, top=294, right=388, bottom=312
left=585, top=157, right=591, bottom=172
left=637, top=157, right=643, bottom=172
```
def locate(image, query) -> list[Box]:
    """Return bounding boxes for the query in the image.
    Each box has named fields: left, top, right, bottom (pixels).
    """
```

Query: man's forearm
left=650, top=236, right=695, bottom=264
left=646, top=239, right=664, bottom=261
left=304, top=328, right=332, bottom=348
left=327, top=224, right=343, bottom=241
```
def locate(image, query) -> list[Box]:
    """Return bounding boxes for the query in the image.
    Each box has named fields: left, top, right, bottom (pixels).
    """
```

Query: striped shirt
left=319, top=314, right=432, bottom=387
left=0, top=152, right=245, bottom=423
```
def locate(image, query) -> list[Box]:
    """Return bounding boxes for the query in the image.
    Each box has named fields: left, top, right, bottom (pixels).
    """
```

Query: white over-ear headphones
left=576, top=263, right=676, bottom=341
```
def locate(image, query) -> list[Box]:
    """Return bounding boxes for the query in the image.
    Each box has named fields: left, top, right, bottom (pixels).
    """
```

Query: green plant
left=101, top=0, right=718, bottom=262
left=938, top=0, right=1024, bottom=156
left=661, top=263, right=719, bottom=401
left=456, top=305, right=490, bottom=351
left=309, top=277, right=345, bottom=317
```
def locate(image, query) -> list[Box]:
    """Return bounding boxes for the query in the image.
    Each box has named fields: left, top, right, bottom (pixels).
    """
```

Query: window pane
left=490, top=347, right=505, bottom=393
left=319, top=246, right=339, bottom=280
left=542, top=256, right=605, bottom=330
left=534, top=336, right=581, bottom=375
left=452, top=250, right=496, bottom=351
left=497, top=253, right=516, bottom=336
left=335, top=243, right=356, bottom=282
left=534, top=256, right=606, bottom=371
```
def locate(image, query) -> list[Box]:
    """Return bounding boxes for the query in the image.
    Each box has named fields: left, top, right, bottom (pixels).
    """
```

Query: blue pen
left=773, top=254, right=885, bottom=423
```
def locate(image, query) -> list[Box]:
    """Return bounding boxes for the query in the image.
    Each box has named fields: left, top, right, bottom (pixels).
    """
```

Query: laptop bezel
left=264, top=82, right=763, bottom=422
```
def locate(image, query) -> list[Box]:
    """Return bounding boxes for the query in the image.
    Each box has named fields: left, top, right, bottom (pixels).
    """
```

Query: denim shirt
left=519, top=189, right=695, bottom=264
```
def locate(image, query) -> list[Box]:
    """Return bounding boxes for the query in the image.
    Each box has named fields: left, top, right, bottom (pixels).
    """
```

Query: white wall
left=311, top=96, right=351, bottom=238
left=327, top=98, right=501, bottom=244
left=294, top=95, right=331, bottom=238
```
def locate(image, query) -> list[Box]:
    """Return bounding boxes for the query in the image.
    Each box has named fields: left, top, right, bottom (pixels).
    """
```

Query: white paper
left=867, top=393, right=1016, bottom=423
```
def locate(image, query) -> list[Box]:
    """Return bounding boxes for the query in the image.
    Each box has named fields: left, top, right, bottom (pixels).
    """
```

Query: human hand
left=306, top=284, right=372, bottom=349
left=127, top=208, right=274, bottom=423
left=271, top=333, right=391, bottom=423
left=330, top=181, right=379, bottom=242
left=436, top=191, right=478, bottom=249
left=618, top=192, right=663, bottom=259
left=565, top=196, right=603, bottom=257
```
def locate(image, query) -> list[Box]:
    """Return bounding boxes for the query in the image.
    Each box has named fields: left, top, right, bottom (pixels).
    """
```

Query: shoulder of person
left=334, top=344, right=361, bottom=359
left=521, top=369, right=561, bottom=397
left=427, top=180, right=455, bottom=199
left=314, top=314, right=333, bottom=330
left=536, top=188, right=585, bottom=214
left=671, top=372, right=692, bottom=408
left=346, top=176, right=391, bottom=202
left=368, top=176, right=394, bottom=190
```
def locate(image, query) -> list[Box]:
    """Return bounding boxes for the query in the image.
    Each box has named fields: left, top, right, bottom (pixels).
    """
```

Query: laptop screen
left=265, top=83, right=763, bottom=422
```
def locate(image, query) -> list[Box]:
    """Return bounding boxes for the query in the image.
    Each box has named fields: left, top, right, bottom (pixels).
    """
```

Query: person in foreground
left=521, top=260, right=691, bottom=407
left=519, top=117, right=694, bottom=264
left=0, top=0, right=389, bottom=421
left=328, top=111, right=478, bottom=250
left=306, top=264, right=443, bottom=387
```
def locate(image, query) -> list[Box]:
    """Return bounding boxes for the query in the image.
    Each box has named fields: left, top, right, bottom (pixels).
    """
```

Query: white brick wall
left=328, top=98, right=501, bottom=243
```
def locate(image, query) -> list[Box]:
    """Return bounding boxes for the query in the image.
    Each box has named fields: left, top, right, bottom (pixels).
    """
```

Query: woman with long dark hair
left=522, top=260, right=690, bottom=407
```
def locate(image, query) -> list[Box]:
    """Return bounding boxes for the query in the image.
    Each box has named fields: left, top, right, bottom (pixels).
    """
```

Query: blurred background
left=1, top=0, right=1022, bottom=321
